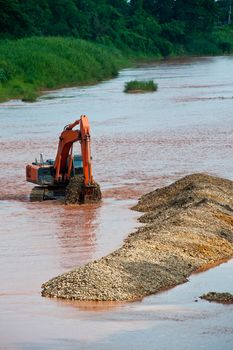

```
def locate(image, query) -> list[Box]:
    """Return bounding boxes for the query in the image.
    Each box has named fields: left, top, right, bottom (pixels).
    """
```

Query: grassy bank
left=0, top=37, right=127, bottom=102
left=1, top=27, right=233, bottom=102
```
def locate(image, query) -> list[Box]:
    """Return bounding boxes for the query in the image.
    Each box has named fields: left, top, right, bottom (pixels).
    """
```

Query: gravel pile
left=42, top=173, right=233, bottom=301
left=200, top=292, right=233, bottom=304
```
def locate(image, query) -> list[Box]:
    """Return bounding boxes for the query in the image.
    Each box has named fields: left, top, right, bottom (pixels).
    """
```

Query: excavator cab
left=73, top=155, right=83, bottom=175
left=26, top=154, right=83, bottom=187
left=26, top=157, right=54, bottom=186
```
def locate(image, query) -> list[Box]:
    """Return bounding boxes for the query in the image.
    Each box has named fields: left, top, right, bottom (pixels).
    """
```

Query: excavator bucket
left=82, top=184, right=102, bottom=204
left=64, top=175, right=101, bottom=204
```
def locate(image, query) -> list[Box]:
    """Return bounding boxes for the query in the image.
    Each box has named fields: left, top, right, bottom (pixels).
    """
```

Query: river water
left=0, top=56, right=233, bottom=349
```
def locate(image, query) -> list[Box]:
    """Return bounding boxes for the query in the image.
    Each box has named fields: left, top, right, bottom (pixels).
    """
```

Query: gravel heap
left=42, top=173, right=233, bottom=301
left=200, top=292, right=233, bottom=304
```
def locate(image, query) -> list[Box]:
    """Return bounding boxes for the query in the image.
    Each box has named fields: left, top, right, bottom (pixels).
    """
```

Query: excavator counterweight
left=26, top=115, right=101, bottom=204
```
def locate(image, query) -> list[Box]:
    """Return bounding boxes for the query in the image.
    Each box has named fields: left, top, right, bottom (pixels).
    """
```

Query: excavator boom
left=53, top=115, right=93, bottom=186
left=80, top=116, right=93, bottom=186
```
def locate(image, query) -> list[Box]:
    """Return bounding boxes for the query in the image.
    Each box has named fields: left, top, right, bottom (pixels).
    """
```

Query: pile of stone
left=42, top=173, right=233, bottom=301
left=200, top=292, right=233, bottom=304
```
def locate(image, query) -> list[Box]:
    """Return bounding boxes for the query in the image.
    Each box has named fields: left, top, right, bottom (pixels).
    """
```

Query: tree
left=216, top=0, right=232, bottom=24
left=143, top=0, right=175, bottom=23
left=19, top=0, right=51, bottom=35
left=0, top=0, right=32, bottom=37
left=130, top=0, right=143, bottom=13
left=48, top=0, right=80, bottom=36
left=174, top=0, right=217, bottom=33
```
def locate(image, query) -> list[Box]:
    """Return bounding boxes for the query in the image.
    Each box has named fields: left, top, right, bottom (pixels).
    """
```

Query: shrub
left=185, top=35, right=220, bottom=55
left=22, top=90, right=38, bottom=102
left=218, top=41, right=232, bottom=53
left=155, top=37, right=173, bottom=57
left=214, top=26, right=233, bottom=54
left=124, top=80, right=158, bottom=93
left=0, top=60, right=15, bottom=83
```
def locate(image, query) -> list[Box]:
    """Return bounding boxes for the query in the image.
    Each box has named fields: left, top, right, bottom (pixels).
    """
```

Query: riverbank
left=42, top=173, right=233, bottom=301
left=1, top=27, right=233, bottom=103
left=0, top=37, right=129, bottom=102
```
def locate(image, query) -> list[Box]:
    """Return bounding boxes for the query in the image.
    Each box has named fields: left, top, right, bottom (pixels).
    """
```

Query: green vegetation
left=124, top=80, right=157, bottom=93
left=1, top=0, right=232, bottom=54
left=0, top=37, right=126, bottom=102
left=1, top=1, right=233, bottom=102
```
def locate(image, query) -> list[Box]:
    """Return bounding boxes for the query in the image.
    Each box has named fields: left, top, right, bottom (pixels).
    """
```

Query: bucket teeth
left=82, top=185, right=102, bottom=204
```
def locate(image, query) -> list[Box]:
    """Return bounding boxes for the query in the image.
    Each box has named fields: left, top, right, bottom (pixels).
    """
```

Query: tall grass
left=124, top=80, right=157, bottom=93
left=0, top=37, right=127, bottom=102
left=1, top=28, right=233, bottom=102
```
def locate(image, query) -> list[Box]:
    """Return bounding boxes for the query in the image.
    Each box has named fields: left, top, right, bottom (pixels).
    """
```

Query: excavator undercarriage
left=29, top=186, right=66, bottom=202
left=30, top=180, right=101, bottom=203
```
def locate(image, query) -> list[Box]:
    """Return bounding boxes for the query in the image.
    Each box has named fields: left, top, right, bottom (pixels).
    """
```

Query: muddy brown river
left=0, top=56, right=233, bottom=349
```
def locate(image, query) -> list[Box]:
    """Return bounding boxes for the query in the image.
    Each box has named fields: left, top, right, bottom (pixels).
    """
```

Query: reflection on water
left=0, top=56, right=233, bottom=349
left=56, top=203, right=100, bottom=269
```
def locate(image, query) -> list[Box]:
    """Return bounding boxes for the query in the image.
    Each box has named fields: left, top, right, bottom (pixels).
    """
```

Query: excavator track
left=30, top=187, right=46, bottom=202
left=30, top=186, right=66, bottom=202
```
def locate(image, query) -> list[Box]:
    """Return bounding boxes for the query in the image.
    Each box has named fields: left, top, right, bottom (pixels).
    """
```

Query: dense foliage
left=1, top=0, right=233, bottom=55
left=0, top=0, right=233, bottom=102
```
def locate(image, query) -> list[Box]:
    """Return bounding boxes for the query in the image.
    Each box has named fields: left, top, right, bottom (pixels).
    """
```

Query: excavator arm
left=79, top=115, right=93, bottom=186
left=54, top=115, right=94, bottom=186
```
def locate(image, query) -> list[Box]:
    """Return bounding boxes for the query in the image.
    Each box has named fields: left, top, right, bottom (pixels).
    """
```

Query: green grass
left=124, top=80, right=158, bottom=93
left=1, top=28, right=233, bottom=102
left=0, top=37, right=127, bottom=102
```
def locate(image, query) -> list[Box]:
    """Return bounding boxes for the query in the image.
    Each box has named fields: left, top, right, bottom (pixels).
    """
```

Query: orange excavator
left=26, top=115, right=101, bottom=203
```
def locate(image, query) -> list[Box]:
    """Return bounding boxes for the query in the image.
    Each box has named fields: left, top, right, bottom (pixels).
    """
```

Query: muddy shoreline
left=42, top=173, right=233, bottom=301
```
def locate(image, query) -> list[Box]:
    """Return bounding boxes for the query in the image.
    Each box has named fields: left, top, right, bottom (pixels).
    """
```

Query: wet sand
left=1, top=56, right=233, bottom=349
